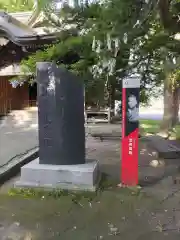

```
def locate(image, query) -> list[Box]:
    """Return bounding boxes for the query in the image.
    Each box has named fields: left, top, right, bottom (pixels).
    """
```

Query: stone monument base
left=15, top=159, right=100, bottom=192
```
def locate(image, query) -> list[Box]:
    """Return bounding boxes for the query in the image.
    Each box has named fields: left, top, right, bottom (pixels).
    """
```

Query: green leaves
left=0, top=0, right=34, bottom=12
left=17, top=0, right=172, bottom=105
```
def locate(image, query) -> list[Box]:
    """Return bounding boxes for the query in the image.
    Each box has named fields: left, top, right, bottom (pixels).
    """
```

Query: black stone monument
left=37, top=62, right=85, bottom=165
left=16, top=62, right=99, bottom=191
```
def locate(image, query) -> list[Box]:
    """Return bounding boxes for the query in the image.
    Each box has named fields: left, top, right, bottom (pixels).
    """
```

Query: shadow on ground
left=87, top=137, right=180, bottom=188
left=1, top=131, right=180, bottom=239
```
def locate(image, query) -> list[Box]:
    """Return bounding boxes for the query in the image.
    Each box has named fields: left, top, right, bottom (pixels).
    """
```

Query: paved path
left=86, top=136, right=180, bottom=186
left=140, top=112, right=180, bottom=120
left=1, top=109, right=180, bottom=239
left=0, top=108, right=38, bottom=175
left=0, top=107, right=179, bottom=186
left=0, top=106, right=172, bottom=176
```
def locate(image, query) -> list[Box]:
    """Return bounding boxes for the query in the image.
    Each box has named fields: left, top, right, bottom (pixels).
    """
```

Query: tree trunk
left=107, top=83, right=115, bottom=123
left=160, top=87, right=173, bottom=137
left=172, top=87, right=179, bottom=126
left=159, top=76, right=179, bottom=137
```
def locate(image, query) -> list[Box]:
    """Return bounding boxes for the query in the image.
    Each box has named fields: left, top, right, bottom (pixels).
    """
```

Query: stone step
left=147, top=135, right=180, bottom=159
left=90, top=132, right=143, bottom=141
left=91, top=132, right=121, bottom=137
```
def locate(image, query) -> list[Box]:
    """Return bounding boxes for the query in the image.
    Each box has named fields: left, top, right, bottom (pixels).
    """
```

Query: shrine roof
left=0, top=10, right=76, bottom=70
left=0, top=11, right=58, bottom=46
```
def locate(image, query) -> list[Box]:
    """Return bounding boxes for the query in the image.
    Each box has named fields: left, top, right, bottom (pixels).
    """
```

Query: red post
left=121, top=77, right=140, bottom=186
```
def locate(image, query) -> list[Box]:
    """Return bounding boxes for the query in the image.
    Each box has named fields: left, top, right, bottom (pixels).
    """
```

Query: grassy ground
left=140, top=120, right=160, bottom=134
left=0, top=187, right=160, bottom=240
left=140, top=119, right=180, bottom=138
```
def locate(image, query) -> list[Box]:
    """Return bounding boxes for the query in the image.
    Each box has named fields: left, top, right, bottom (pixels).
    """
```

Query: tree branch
left=158, top=0, right=180, bottom=33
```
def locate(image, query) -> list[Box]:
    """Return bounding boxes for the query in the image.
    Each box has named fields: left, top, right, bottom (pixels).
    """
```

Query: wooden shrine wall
left=0, top=77, right=29, bottom=115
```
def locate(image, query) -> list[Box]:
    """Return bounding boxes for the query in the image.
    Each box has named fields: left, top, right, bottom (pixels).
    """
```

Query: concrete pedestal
left=15, top=159, right=99, bottom=191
